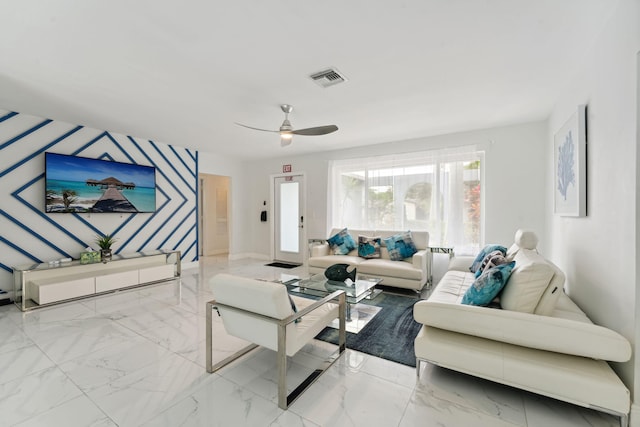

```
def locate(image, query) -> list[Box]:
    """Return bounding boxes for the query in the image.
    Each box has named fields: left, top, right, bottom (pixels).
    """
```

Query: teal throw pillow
left=327, top=228, right=356, bottom=255
left=469, top=244, right=507, bottom=274
left=462, top=261, right=516, bottom=306
left=358, top=235, right=381, bottom=259
left=383, top=231, right=418, bottom=261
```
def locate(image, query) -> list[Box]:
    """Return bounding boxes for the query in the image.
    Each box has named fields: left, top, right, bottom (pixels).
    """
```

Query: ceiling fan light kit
left=236, top=104, right=338, bottom=146
left=280, top=136, right=292, bottom=147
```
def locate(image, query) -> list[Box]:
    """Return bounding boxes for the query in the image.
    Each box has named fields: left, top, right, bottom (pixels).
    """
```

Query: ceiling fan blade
left=235, top=122, right=279, bottom=133
left=291, top=125, right=338, bottom=136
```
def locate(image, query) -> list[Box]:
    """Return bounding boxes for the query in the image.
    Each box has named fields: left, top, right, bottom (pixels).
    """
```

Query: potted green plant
left=95, top=234, right=117, bottom=261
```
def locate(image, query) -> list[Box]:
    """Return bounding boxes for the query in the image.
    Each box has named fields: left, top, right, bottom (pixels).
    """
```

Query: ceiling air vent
left=309, top=68, right=347, bottom=88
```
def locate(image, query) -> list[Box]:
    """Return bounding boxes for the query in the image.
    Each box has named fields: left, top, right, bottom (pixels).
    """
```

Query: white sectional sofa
left=308, top=228, right=429, bottom=292
left=413, top=230, right=632, bottom=427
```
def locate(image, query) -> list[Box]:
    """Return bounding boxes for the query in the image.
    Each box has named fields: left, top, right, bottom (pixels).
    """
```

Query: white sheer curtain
left=328, top=146, right=483, bottom=253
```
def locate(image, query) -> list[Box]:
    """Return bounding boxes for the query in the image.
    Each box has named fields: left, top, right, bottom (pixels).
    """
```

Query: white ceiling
left=0, top=0, right=615, bottom=160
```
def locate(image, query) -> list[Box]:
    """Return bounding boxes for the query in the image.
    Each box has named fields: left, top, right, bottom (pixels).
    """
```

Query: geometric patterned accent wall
left=0, top=109, right=198, bottom=295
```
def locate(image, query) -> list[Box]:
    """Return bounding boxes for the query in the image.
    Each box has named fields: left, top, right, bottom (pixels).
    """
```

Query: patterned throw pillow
left=327, top=228, right=357, bottom=255
left=383, top=231, right=418, bottom=261
left=469, top=244, right=507, bottom=274
left=462, top=261, right=516, bottom=306
left=475, top=250, right=508, bottom=278
left=358, top=235, right=382, bottom=259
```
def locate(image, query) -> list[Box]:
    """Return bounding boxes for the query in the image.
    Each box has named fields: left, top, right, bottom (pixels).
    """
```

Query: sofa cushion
left=357, top=258, right=423, bottom=280
left=469, top=244, right=507, bottom=274
left=462, top=261, right=515, bottom=306
left=327, top=228, right=357, bottom=255
left=426, top=270, right=474, bottom=304
left=358, top=235, right=382, bottom=259
left=533, top=259, right=565, bottom=316
left=307, top=255, right=365, bottom=270
left=414, top=295, right=632, bottom=362
left=500, top=249, right=554, bottom=313
left=383, top=231, right=417, bottom=261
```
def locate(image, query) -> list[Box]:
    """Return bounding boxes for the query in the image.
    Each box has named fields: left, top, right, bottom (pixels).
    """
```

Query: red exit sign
left=282, top=164, right=292, bottom=173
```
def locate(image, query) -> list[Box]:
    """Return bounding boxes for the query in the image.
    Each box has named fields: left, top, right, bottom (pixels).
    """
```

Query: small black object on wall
left=260, top=200, right=267, bottom=222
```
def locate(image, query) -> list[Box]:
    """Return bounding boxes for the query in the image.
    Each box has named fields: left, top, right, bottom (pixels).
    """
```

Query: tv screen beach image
left=45, top=153, right=156, bottom=213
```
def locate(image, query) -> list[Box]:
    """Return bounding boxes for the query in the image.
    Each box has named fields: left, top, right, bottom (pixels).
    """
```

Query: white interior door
left=274, top=175, right=305, bottom=264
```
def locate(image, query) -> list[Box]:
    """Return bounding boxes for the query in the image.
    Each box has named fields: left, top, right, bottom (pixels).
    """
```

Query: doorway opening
left=199, top=173, right=230, bottom=257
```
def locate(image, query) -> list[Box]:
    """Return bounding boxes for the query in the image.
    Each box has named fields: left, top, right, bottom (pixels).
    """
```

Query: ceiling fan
left=236, top=104, right=338, bottom=147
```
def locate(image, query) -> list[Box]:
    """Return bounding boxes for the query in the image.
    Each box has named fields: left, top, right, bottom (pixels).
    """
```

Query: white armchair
left=206, top=273, right=346, bottom=409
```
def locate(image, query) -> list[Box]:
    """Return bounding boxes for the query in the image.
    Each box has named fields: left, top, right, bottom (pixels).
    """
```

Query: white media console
left=13, top=250, right=181, bottom=311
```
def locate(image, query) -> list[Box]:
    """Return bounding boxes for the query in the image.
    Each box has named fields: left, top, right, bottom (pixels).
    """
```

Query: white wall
left=237, top=121, right=548, bottom=258
left=197, top=151, right=248, bottom=257
left=545, top=0, right=639, bottom=412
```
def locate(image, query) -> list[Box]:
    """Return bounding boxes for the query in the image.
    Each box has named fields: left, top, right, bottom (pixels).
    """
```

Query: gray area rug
left=265, top=262, right=301, bottom=269
left=291, top=288, right=422, bottom=367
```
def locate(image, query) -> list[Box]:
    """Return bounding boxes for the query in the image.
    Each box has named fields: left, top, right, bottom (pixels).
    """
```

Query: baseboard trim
left=228, top=252, right=270, bottom=261
left=181, top=261, right=199, bottom=271
left=629, top=403, right=640, bottom=427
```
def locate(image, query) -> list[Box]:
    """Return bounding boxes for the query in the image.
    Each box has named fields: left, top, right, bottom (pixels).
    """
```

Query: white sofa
left=413, top=230, right=632, bottom=427
left=308, top=228, right=429, bottom=292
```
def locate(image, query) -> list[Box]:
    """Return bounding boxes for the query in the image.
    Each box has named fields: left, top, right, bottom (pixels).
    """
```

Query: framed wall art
left=554, top=105, right=587, bottom=217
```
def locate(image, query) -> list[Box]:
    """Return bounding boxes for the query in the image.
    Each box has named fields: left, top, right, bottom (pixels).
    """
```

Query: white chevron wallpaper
left=0, top=109, right=198, bottom=296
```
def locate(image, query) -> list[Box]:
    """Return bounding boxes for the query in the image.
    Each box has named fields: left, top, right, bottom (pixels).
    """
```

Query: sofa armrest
left=311, top=242, right=330, bottom=257
left=413, top=300, right=631, bottom=362
left=412, top=249, right=428, bottom=279
left=448, top=256, right=474, bottom=272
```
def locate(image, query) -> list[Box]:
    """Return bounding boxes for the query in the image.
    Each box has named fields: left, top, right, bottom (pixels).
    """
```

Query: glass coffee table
left=291, top=274, right=382, bottom=321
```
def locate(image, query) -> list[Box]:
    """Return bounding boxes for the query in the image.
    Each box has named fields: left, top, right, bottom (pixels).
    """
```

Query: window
left=329, top=146, right=483, bottom=253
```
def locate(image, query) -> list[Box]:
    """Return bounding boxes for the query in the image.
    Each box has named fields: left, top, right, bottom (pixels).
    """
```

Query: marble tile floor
left=0, top=255, right=621, bottom=427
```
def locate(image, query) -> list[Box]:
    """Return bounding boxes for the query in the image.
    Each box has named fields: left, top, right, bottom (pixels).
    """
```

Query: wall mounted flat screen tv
left=45, top=152, right=157, bottom=213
